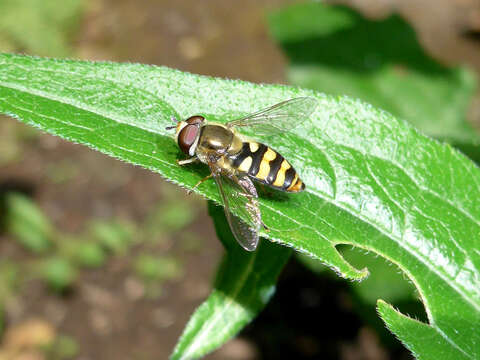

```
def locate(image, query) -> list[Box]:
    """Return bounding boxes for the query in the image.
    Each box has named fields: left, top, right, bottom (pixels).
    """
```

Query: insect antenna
left=166, top=115, right=179, bottom=130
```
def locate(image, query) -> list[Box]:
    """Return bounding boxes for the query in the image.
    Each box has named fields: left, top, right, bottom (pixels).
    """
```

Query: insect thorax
left=197, top=124, right=243, bottom=155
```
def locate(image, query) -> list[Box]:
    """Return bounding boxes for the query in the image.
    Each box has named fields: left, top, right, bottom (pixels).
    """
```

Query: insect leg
left=187, top=173, right=213, bottom=194
left=177, top=158, right=198, bottom=165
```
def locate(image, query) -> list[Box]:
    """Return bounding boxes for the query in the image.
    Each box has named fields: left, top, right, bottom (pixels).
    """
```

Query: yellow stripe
left=238, top=156, right=252, bottom=172
left=249, top=142, right=259, bottom=152
left=273, top=160, right=291, bottom=187
left=256, top=160, right=270, bottom=181
left=263, top=148, right=277, bottom=161
left=289, top=179, right=304, bottom=192
left=287, top=173, right=299, bottom=191
left=273, top=169, right=286, bottom=187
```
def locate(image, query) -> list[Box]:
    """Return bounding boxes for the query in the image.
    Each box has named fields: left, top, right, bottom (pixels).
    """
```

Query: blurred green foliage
left=133, top=254, right=183, bottom=288
left=73, top=241, right=106, bottom=268
left=143, top=191, right=198, bottom=244
left=46, top=160, right=80, bottom=184
left=87, top=220, right=135, bottom=254
left=5, top=192, right=53, bottom=253
left=41, top=257, right=77, bottom=292
left=132, top=255, right=182, bottom=297
left=0, top=122, right=22, bottom=165
left=0, top=261, right=19, bottom=337
left=2, top=191, right=192, bottom=294
left=268, top=2, right=479, bottom=146
left=178, top=231, right=203, bottom=252
left=0, top=0, right=84, bottom=57
left=151, top=201, right=197, bottom=233
left=0, top=119, right=41, bottom=166
left=0, top=261, right=19, bottom=301
left=43, top=335, right=79, bottom=360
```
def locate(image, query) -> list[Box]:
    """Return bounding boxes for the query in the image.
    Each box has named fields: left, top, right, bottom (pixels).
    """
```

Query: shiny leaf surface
left=0, top=54, right=479, bottom=359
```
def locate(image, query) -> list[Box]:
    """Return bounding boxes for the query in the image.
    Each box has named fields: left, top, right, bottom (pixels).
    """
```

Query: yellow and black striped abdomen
left=229, top=142, right=305, bottom=192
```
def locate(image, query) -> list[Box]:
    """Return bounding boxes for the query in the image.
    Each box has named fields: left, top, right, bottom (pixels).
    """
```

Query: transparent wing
left=208, top=163, right=261, bottom=251
left=226, top=97, right=318, bottom=136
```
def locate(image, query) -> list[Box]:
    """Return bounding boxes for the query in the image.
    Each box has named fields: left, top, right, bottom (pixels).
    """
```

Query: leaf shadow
left=256, top=184, right=291, bottom=202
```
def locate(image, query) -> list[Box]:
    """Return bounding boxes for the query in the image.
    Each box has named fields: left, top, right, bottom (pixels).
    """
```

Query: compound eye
left=186, top=115, right=205, bottom=125
left=178, top=125, right=199, bottom=154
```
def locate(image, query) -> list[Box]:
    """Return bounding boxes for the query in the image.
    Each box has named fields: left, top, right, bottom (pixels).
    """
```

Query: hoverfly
left=166, top=97, right=318, bottom=251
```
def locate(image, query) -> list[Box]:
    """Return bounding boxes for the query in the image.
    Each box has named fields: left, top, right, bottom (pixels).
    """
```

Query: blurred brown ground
left=1, top=0, right=480, bottom=359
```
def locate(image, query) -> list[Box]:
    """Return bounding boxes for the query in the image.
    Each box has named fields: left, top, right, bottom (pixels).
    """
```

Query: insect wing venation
left=226, top=97, right=318, bottom=136
left=208, top=162, right=261, bottom=251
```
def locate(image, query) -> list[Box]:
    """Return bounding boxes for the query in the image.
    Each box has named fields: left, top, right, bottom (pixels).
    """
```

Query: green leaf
left=41, top=257, right=77, bottom=292
left=377, top=300, right=459, bottom=360
left=74, top=242, right=107, bottom=268
left=342, top=246, right=418, bottom=305
left=268, top=3, right=479, bottom=145
left=299, top=246, right=418, bottom=305
left=171, top=202, right=291, bottom=359
left=44, top=335, right=79, bottom=359
left=5, top=192, right=53, bottom=253
left=87, top=219, right=134, bottom=254
left=0, top=261, right=18, bottom=301
left=145, top=200, right=197, bottom=234
left=0, top=53, right=479, bottom=359
left=298, top=246, right=426, bottom=348
left=134, top=255, right=183, bottom=282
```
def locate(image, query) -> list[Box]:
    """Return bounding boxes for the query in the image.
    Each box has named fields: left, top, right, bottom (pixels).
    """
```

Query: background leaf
left=5, top=192, right=52, bottom=253
left=268, top=2, right=479, bottom=146
left=0, top=0, right=83, bottom=57
left=0, top=53, right=479, bottom=359
left=40, top=257, right=77, bottom=292
left=171, top=202, right=291, bottom=359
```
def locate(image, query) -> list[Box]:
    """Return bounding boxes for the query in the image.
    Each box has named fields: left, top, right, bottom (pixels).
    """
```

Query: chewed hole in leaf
left=333, top=243, right=428, bottom=324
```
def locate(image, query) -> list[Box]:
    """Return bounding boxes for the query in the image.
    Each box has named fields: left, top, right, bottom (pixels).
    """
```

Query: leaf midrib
left=0, top=77, right=161, bottom=134
left=6, top=59, right=480, bottom=224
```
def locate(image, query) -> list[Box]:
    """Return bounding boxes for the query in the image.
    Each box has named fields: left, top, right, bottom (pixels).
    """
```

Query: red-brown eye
left=178, top=125, right=200, bottom=154
left=186, top=115, right=205, bottom=125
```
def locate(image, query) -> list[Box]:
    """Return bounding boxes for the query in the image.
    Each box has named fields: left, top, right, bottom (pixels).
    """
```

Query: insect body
left=229, top=141, right=304, bottom=192
left=167, top=97, right=318, bottom=251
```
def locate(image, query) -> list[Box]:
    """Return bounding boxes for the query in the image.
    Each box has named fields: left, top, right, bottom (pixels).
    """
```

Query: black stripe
left=249, top=144, right=268, bottom=176
left=266, top=152, right=284, bottom=185
left=283, top=167, right=296, bottom=190
left=230, top=142, right=251, bottom=168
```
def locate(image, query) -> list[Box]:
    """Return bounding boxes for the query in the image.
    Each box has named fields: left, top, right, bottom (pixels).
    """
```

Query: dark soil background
left=1, top=0, right=480, bottom=359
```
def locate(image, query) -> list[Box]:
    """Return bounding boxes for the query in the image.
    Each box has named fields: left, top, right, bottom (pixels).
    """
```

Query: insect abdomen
left=230, top=142, right=305, bottom=192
